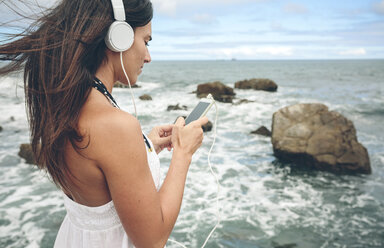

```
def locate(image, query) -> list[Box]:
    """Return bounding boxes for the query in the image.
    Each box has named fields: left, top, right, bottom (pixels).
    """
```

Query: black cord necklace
left=93, top=77, right=120, bottom=108
left=92, top=77, right=152, bottom=152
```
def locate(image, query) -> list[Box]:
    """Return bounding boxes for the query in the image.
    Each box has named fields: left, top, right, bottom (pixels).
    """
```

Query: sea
left=0, top=60, right=383, bottom=248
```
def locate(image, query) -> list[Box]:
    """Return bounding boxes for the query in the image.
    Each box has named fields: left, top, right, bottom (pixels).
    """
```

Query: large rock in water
left=235, top=78, right=278, bottom=92
left=18, top=144, right=36, bottom=164
left=196, top=81, right=235, bottom=103
left=271, top=103, right=371, bottom=174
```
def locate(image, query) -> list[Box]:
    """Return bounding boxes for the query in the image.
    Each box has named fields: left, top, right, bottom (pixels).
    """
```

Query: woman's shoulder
left=89, top=107, right=140, bottom=134
left=78, top=103, right=143, bottom=157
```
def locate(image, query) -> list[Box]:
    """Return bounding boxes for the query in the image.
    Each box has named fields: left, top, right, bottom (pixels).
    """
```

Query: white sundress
left=54, top=133, right=161, bottom=248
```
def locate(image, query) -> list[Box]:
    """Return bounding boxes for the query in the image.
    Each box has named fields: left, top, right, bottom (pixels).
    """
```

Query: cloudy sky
left=1, top=0, right=384, bottom=60
left=149, top=0, right=384, bottom=60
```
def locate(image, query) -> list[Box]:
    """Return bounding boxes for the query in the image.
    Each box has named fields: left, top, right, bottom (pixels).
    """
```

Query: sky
left=149, top=0, right=384, bottom=60
left=1, top=0, right=384, bottom=60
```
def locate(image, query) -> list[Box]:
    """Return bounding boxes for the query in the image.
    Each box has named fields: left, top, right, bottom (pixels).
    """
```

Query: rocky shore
left=15, top=77, right=371, bottom=174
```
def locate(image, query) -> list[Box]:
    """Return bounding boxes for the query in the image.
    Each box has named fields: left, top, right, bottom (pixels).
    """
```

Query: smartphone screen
left=185, top=101, right=211, bottom=125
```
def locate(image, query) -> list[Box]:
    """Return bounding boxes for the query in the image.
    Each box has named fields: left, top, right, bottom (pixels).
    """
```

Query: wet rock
left=272, top=242, right=297, bottom=248
left=196, top=81, right=235, bottom=103
left=167, top=104, right=188, bottom=111
left=272, top=103, right=371, bottom=174
left=114, top=81, right=141, bottom=88
left=139, top=94, right=152, bottom=101
left=202, top=121, right=213, bottom=132
left=251, top=126, right=271, bottom=137
left=18, top=144, right=36, bottom=164
left=233, top=99, right=255, bottom=105
left=235, top=78, right=278, bottom=92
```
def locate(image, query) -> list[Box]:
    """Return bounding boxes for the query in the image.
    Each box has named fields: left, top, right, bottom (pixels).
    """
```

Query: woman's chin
left=123, top=77, right=137, bottom=86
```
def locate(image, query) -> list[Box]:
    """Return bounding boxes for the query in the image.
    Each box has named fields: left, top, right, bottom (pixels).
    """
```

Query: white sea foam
left=1, top=60, right=384, bottom=247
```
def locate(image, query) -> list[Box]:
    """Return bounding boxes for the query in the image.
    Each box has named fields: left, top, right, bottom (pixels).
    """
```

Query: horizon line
left=150, top=58, right=384, bottom=62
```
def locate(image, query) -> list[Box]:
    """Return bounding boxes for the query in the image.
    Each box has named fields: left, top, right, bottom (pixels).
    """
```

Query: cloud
left=283, top=3, right=309, bottom=15
left=191, top=13, right=218, bottom=25
left=208, top=46, right=294, bottom=59
left=151, top=0, right=270, bottom=16
left=338, top=48, right=367, bottom=56
left=270, top=21, right=286, bottom=32
left=373, top=0, right=384, bottom=15
left=151, top=0, right=178, bottom=16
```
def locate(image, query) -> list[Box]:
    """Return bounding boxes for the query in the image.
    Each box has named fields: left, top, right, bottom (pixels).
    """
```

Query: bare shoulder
left=80, top=106, right=144, bottom=164
left=91, top=108, right=141, bottom=137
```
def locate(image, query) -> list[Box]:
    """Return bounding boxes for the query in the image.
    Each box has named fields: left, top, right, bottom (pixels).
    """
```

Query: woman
left=0, top=0, right=208, bottom=247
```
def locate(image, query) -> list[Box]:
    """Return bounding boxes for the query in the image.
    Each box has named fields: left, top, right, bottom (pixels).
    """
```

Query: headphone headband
left=110, top=0, right=126, bottom=21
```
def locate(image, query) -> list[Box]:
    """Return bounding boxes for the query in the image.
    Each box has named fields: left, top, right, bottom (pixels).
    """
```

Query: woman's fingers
left=188, top=116, right=209, bottom=128
left=174, top=117, right=185, bottom=127
left=158, top=124, right=173, bottom=137
left=195, top=116, right=209, bottom=127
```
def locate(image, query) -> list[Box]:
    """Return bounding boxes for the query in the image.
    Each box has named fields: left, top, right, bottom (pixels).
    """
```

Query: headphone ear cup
left=105, top=21, right=134, bottom=52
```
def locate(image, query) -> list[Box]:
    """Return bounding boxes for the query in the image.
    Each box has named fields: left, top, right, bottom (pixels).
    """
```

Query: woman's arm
left=90, top=112, right=207, bottom=247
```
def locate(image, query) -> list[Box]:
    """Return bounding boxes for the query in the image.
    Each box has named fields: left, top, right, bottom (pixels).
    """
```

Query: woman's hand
left=171, top=116, right=209, bottom=158
left=147, top=124, right=174, bottom=154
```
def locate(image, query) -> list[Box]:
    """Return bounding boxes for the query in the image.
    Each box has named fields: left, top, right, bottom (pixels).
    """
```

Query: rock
left=202, top=121, right=213, bottom=132
left=167, top=104, right=188, bottom=111
left=139, top=94, right=152, bottom=101
left=10, top=116, right=15, bottom=121
left=272, top=241, right=297, bottom=248
left=196, top=81, right=235, bottom=103
left=233, top=99, right=255, bottom=105
left=114, top=81, right=140, bottom=88
left=235, top=78, right=278, bottom=92
left=251, top=126, right=271, bottom=137
left=18, top=144, right=36, bottom=164
left=0, top=126, right=2, bottom=132
left=271, top=103, right=371, bottom=174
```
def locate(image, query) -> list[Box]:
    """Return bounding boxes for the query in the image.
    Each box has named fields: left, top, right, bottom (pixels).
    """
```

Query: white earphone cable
left=120, top=51, right=138, bottom=118
left=201, top=99, right=221, bottom=247
left=168, top=99, right=221, bottom=248
left=120, top=49, right=221, bottom=246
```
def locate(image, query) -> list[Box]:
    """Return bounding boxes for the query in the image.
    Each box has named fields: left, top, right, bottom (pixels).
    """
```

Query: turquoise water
left=1, top=60, right=383, bottom=247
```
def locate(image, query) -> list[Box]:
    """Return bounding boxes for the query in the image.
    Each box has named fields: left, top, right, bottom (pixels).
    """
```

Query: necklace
left=92, top=78, right=152, bottom=152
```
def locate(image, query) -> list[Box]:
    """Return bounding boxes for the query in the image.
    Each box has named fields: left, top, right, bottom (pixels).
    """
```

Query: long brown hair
left=0, top=0, right=153, bottom=192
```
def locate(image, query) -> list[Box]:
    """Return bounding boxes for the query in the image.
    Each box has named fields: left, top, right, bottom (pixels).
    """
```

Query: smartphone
left=185, top=97, right=214, bottom=125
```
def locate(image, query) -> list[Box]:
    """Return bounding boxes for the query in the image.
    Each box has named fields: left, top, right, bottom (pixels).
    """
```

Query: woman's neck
left=95, top=63, right=115, bottom=93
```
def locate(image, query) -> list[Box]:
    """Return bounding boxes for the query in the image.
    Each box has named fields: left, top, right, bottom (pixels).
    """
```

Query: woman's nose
left=144, top=47, right=151, bottom=63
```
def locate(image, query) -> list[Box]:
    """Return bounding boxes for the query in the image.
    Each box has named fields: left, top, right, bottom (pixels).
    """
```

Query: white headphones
left=105, top=0, right=134, bottom=52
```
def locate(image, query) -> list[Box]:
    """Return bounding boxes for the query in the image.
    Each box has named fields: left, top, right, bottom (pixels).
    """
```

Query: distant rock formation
left=114, top=81, right=140, bottom=88
left=271, top=103, right=371, bottom=174
left=233, top=99, right=255, bottom=105
left=139, top=94, right=152, bottom=101
left=18, top=144, right=36, bottom=164
left=167, top=104, right=188, bottom=111
left=235, top=78, right=278, bottom=92
left=196, top=81, right=235, bottom=103
left=251, top=126, right=272, bottom=137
